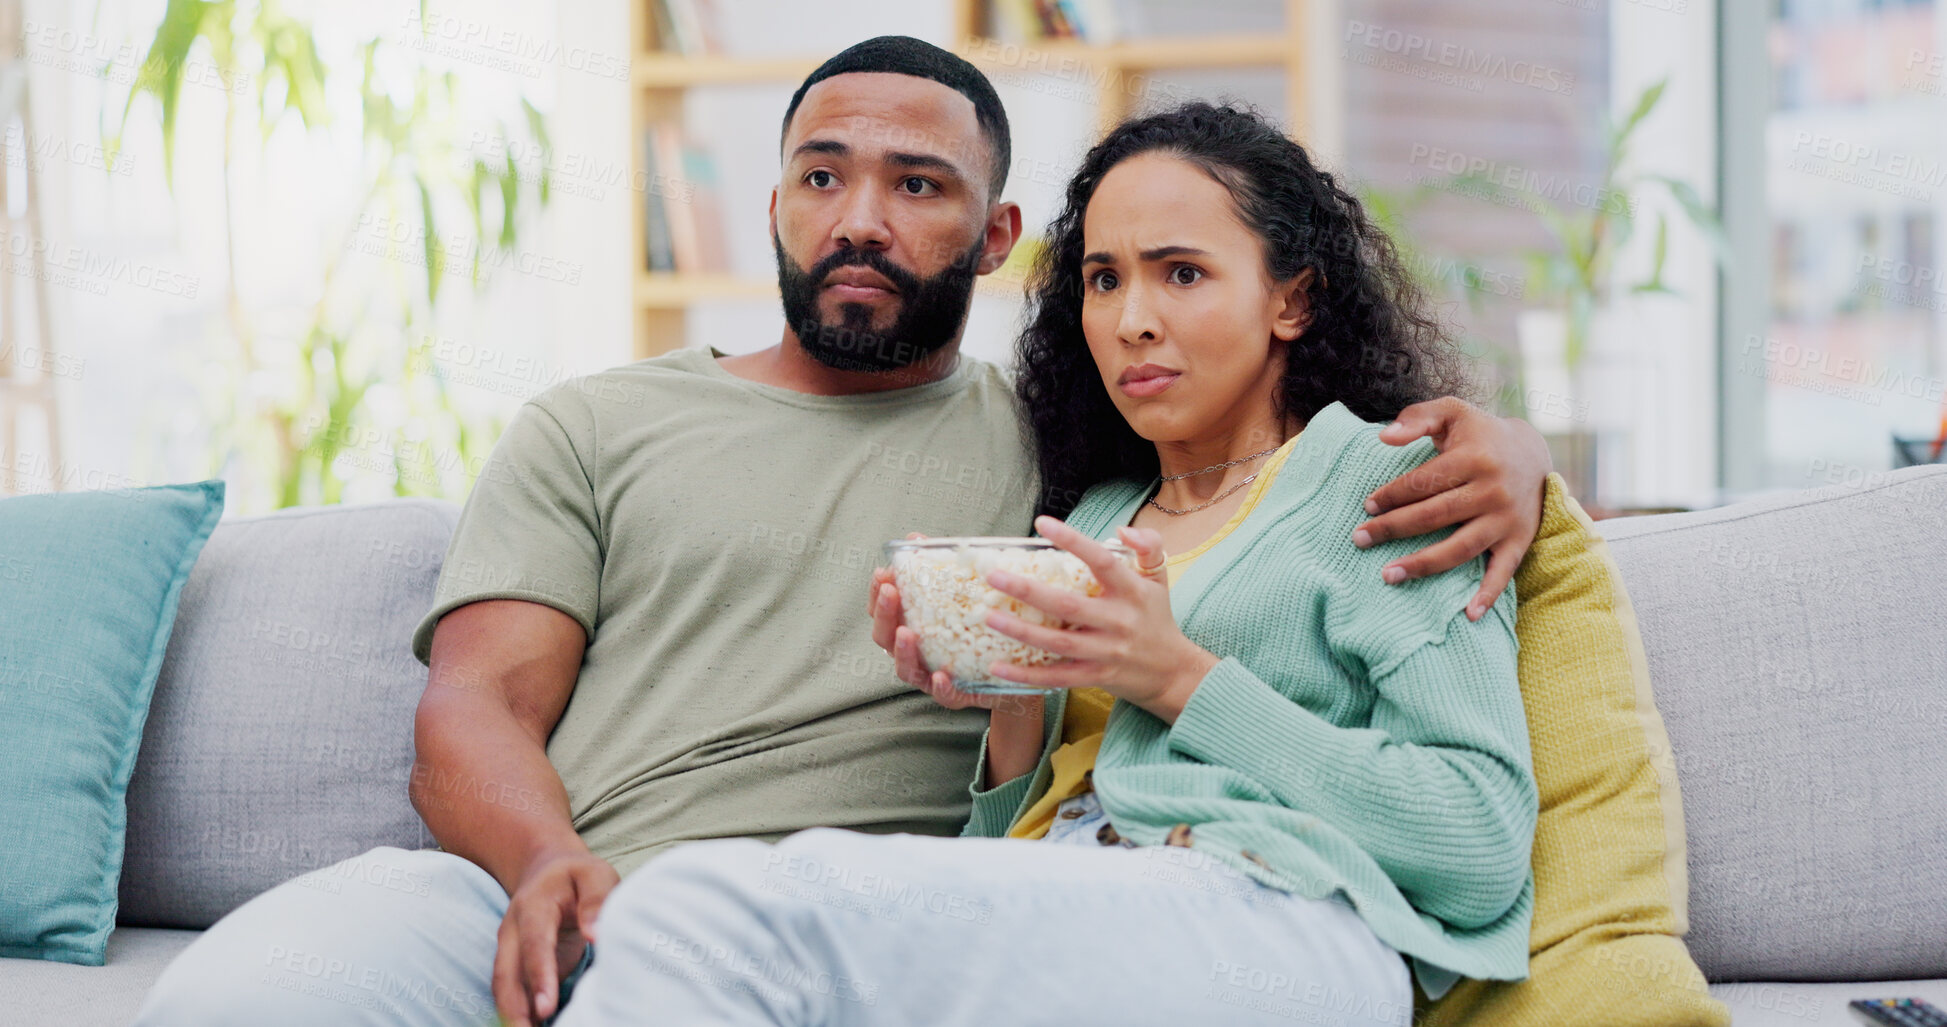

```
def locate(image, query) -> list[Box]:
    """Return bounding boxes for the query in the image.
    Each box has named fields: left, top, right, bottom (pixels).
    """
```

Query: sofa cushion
left=1420, top=475, right=1725, bottom=1027
left=0, top=482, right=225, bottom=965
left=1597, top=464, right=1947, bottom=981
left=1, top=927, right=200, bottom=1025
left=117, top=499, right=460, bottom=928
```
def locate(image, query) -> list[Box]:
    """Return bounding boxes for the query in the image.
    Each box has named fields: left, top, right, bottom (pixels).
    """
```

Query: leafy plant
left=1508, top=78, right=1729, bottom=370
left=104, top=0, right=551, bottom=510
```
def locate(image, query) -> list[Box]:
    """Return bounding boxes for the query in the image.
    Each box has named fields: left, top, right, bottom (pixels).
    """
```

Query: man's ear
left=975, top=200, right=1023, bottom=276
left=1271, top=267, right=1318, bottom=342
left=768, top=186, right=779, bottom=240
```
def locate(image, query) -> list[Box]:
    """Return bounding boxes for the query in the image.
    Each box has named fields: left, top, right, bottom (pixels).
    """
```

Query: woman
left=557, top=102, right=1535, bottom=1026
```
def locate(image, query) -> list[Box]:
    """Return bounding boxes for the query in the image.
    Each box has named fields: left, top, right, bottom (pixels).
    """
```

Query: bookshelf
left=629, top=0, right=1313, bottom=360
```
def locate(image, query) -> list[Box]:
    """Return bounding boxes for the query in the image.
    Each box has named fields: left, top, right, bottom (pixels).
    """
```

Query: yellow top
left=1006, top=436, right=1302, bottom=839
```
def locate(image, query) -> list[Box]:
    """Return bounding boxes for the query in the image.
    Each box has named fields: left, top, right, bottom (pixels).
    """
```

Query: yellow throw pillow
left=1417, top=474, right=1728, bottom=1027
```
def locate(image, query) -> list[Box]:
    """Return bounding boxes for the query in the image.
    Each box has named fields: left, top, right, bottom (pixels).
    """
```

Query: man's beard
left=774, top=233, right=983, bottom=373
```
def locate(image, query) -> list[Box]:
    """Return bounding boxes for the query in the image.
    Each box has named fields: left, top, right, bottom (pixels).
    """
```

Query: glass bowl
left=883, top=536, right=1136, bottom=695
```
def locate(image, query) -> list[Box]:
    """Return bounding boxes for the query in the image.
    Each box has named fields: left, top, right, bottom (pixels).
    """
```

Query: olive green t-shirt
left=410, top=346, right=1039, bottom=875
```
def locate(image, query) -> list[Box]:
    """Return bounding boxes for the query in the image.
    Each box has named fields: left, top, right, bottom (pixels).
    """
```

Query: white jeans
left=554, top=822, right=1413, bottom=1027
left=132, top=845, right=593, bottom=1026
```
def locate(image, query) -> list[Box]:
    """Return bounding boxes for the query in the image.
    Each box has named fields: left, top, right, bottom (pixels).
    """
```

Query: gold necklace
left=1157, top=444, right=1282, bottom=481
left=1146, top=472, right=1262, bottom=516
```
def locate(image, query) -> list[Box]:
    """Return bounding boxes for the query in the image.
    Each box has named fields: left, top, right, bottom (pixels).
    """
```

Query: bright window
left=1732, top=0, right=1946, bottom=488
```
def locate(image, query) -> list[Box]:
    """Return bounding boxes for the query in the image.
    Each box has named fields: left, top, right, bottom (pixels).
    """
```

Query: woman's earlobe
left=1274, top=267, right=1318, bottom=341
left=1274, top=308, right=1312, bottom=341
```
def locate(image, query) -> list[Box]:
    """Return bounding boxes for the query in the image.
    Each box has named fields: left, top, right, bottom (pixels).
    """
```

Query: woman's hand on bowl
left=980, top=517, right=1219, bottom=725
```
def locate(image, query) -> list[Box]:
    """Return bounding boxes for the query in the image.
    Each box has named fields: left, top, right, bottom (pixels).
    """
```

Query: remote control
left=1851, top=999, right=1947, bottom=1027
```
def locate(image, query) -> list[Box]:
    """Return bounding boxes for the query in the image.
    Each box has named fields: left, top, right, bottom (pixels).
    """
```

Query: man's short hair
left=780, top=35, right=1011, bottom=195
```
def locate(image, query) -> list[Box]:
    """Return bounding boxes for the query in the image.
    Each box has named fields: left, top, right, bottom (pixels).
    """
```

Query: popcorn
left=885, top=538, right=1131, bottom=693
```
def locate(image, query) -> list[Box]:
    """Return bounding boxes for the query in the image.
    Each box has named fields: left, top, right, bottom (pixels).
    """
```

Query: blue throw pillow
left=0, top=481, right=224, bottom=965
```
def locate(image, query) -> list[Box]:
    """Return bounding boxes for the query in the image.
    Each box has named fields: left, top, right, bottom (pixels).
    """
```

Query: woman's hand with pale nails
left=979, top=516, right=1219, bottom=725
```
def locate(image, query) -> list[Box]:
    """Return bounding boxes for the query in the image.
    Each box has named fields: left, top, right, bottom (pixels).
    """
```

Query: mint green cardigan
left=964, top=401, right=1537, bottom=993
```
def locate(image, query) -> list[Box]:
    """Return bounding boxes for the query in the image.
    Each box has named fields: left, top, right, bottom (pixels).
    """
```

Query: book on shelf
left=681, top=146, right=729, bottom=274
left=648, top=0, right=724, bottom=55
left=1039, top=0, right=1077, bottom=38
left=643, top=124, right=729, bottom=275
left=650, top=126, right=696, bottom=271
left=988, top=0, right=1140, bottom=42
left=990, top=0, right=1042, bottom=42
left=641, top=132, right=676, bottom=272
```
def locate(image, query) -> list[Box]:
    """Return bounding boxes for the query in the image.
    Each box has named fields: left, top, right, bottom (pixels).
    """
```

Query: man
left=137, top=36, right=1548, bottom=1027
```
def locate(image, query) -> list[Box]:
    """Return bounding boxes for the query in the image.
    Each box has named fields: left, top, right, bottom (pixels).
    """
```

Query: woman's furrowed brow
left=1137, top=245, right=1210, bottom=261
left=1081, top=245, right=1210, bottom=265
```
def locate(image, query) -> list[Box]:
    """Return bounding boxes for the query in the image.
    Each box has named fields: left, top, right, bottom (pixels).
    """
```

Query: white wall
left=545, top=0, right=634, bottom=374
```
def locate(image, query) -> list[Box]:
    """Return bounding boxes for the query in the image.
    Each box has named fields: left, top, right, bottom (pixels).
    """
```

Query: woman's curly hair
left=1017, top=102, right=1468, bottom=518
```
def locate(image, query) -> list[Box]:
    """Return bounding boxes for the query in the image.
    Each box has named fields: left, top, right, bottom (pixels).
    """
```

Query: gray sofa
left=6, top=467, right=1945, bottom=1025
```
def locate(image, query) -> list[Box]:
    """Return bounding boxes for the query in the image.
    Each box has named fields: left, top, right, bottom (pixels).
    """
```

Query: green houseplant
left=1510, top=79, right=1727, bottom=500
left=1512, top=78, right=1728, bottom=376
left=1397, top=78, right=1728, bottom=500
left=107, top=0, right=552, bottom=511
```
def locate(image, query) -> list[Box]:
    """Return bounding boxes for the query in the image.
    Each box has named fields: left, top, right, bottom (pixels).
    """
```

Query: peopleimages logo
left=1408, top=144, right=1632, bottom=216
left=2, top=230, right=200, bottom=298
left=1342, top=21, right=1576, bottom=94
left=261, top=944, right=490, bottom=1019
left=1858, top=254, right=1947, bottom=296
left=0, top=343, right=86, bottom=381
left=1906, top=48, right=1946, bottom=95
left=961, top=37, right=1191, bottom=109
left=350, top=213, right=584, bottom=286
left=460, top=131, right=695, bottom=204
left=5, top=454, right=148, bottom=493
left=1786, top=132, right=1946, bottom=201
left=1857, top=255, right=1947, bottom=313
left=402, top=8, right=630, bottom=81
left=21, top=19, right=250, bottom=94
left=760, top=851, right=996, bottom=925
left=1205, top=960, right=1412, bottom=1027
left=1739, top=332, right=1945, bottom=405
left=407, top=334, right=637, bottom=404
left=3, top=128, right=136, bottom=177
left=644, top=931, right=880, bottom=1007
